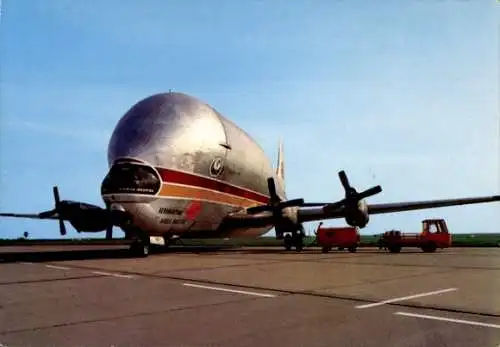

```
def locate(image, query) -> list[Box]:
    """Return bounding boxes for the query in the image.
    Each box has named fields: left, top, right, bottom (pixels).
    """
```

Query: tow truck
left=378, top=219, right=452, bottom=253
left=315, top=222, right=360, bottom=253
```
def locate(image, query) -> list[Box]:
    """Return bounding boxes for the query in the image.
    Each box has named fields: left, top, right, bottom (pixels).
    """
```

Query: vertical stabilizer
left=276, top=138, right=285, bottom=190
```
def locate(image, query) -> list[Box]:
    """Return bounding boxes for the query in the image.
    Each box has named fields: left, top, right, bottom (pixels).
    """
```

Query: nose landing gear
left=127, top=228, right=150, bottom=258
left=129, top=239, right=149, bottom=257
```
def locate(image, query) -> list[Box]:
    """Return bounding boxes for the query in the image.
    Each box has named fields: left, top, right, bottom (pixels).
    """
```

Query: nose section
left=101, top=159, right=162, bottom=197
left=107, top=93, right=195, bottom=166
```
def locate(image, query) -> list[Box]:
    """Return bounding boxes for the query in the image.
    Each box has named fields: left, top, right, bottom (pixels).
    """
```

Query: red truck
left=315, top=222, right=360, bottom=253
left=378, top=219, right=452, bottom=253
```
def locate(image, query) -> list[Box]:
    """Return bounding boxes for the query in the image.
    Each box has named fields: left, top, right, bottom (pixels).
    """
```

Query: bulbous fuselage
left=101, top=92, right=283, bottom=237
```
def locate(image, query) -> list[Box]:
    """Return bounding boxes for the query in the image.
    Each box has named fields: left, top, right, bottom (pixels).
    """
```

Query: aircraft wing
left=367, top=195, right=500, bottom=215
left=297, top=194, right=500, bottom=224
left=0, top=212, right=60, bottom=220
left=224, top=194, right=500, bottom=230
left=225, top=171, right=500, bottom=230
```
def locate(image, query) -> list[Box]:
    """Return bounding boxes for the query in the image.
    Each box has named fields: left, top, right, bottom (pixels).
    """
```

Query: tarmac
left=0, top=245, right=499, bottom=347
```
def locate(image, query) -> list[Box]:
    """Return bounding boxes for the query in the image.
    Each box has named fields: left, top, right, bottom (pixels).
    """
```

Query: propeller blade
left=247, top=176, right=303, bottom=215
left=277, top=198, right=305, bottom=209
left=357, top=185, right=382, bottom=200
left=267, top=177, right=278, bottom=201
left=52, top=186, right=67, bottom=236
left=247, top=198, right=304, bottom=215
left=58, top=215, right=67, bottom=235
left=247, top=205, right=271, bottom=214
left=338, top=171, right=350, bottom=191
left=53, top=186, right=61, bottom=207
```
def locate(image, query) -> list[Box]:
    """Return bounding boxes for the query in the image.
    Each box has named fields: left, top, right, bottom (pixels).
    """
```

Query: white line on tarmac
left=19, top=262, right=34, bottom=265
left=395, top=312, right=500, bottom=329
left=355, top=288, right=458, bottom=309
left=183, top=283, right=277, bottom=298
left=45, top=265, right=70, bottom=270
left=92, top=271, right=135, bottom=279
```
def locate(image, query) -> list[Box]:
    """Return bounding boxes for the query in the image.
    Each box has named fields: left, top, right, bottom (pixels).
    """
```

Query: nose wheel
left=128, top=230, right=150, bottom=258
left=129, top=239, right=149, bottom=257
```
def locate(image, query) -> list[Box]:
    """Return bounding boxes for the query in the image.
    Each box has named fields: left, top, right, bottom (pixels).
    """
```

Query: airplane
left=1, top=91, right=499, bottom=257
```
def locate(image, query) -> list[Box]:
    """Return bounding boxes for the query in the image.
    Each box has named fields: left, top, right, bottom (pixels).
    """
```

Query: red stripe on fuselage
left=156, top=168, right=270, bottom=204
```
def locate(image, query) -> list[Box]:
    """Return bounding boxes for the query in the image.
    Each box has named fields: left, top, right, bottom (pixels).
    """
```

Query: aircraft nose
left=107, top=93, right=188, bottom=165
left=101, top=159, right=162, bottom=198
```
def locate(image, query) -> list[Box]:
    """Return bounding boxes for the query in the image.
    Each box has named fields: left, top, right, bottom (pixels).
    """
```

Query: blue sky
left=0, top=0, right=498, bottom=239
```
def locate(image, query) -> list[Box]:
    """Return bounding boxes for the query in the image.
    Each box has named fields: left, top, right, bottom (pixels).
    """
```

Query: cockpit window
left=101, top=163, right=161, bottom=195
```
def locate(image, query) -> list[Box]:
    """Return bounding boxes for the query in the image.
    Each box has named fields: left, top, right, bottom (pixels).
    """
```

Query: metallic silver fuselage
left=102, top=92, right=284, bottom=238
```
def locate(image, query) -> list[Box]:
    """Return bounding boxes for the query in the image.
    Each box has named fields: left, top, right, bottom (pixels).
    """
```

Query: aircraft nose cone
left=108, top=94, right=171, bottom=163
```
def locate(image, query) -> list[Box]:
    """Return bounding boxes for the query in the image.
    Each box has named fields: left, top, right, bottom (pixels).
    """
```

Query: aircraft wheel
left=129, top=240, right=149, bottom=258
left=284, top=235, right=292, bottom=251
left=294, top=233, right=304, bottom=252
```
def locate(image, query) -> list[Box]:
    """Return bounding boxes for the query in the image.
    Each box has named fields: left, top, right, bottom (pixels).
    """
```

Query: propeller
left=324, top=170, right=382, bottom=214
left=39, top=186, right=67, bottom=235
left=247, top=177, right=304, bottom=215
left=35, top=186, right=127, bottom=238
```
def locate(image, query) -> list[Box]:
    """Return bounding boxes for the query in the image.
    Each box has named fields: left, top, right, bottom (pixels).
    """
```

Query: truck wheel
left=422, top=242, right=436, bottom=253
left=348, top=247, right=357, bottom=253
left=321, top=246, right=329, bottom=253
left=338, top=247, right=345, bottom=251
left=388, top=245, right=401, bottom=253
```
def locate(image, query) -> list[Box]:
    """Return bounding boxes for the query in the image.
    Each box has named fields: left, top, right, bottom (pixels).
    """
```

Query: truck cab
left=379, top=219, right=451, bottom=253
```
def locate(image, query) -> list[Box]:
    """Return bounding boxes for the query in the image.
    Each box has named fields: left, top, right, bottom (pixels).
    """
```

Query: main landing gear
left=283, top=233, right=304, bottom=252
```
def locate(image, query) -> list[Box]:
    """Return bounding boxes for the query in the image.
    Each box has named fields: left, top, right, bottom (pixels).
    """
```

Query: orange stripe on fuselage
left=156, top=167, right=270, bottom=204
left=159, top=184, right=263, bottom=208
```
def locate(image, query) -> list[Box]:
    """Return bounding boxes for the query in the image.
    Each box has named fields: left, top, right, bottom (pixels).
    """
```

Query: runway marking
left=395, top=312, right=500, bottom=329
left=45, top=265, right=70, bottom=270
left=19, top=261, right=34, bottom=265
left=355, top=288, right=457, bottom=309
left=183, top=283, right=276, bottom=298
left=92, top=271, right=135, bottom=279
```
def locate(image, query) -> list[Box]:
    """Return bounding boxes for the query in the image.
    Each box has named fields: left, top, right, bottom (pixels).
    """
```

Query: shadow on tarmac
left=0, top=243, right=437, bottom=263
left=0, top=245, right=238, bottom=263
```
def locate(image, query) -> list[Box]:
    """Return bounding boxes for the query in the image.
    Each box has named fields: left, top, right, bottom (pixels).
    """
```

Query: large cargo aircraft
left=1, top=92, right=499, bottom=257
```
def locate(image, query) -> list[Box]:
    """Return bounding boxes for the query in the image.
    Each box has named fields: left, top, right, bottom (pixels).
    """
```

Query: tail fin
left=276, top=138, right=285, bottom=190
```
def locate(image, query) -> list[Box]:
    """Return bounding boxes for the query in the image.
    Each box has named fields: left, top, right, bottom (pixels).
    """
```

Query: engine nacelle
left=70, top=217, right=109, bottom=232
left=65, top=204, right=131, bottom=232
left=344, top=200, right=370, bottom=228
